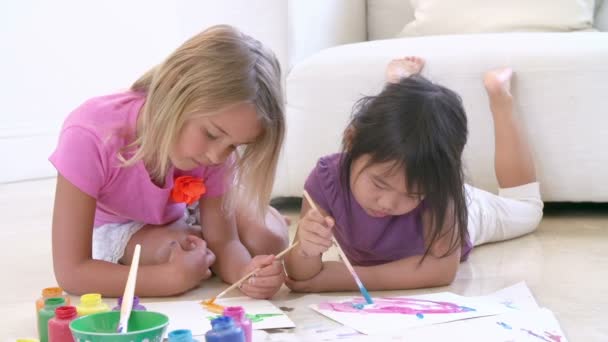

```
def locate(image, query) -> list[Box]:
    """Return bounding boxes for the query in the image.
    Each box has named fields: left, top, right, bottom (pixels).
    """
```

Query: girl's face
left=171, top=102, right=262, bottom=170
left=350, top=154, right=424, bottom=218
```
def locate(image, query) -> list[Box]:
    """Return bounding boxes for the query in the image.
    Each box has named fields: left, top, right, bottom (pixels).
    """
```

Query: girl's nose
left=378, top=194, right=397, bottom=212
left=205, top=151, right=220, bottom=165
left=207, top=144, right=232, bottom=165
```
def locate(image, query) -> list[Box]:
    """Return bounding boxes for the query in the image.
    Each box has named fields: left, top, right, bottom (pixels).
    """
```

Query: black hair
left=340, top=75, right=469, bottom=260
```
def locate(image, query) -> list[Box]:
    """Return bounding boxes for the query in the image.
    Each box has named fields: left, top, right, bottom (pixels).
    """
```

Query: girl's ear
left=342, top=125, right=356, bottom=152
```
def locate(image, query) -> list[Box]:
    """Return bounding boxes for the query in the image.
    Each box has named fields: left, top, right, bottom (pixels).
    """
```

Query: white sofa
left=274, top=0, right=608, bottom=202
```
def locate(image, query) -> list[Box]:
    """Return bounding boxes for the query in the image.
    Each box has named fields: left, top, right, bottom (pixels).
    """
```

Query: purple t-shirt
left=49, top=92, right=230, bottom=228
left=305, top=153, right=472, bottom=266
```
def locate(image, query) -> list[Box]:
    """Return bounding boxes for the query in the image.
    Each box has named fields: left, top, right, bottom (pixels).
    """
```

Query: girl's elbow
left=419, top=271, right=455, bottom=288
left=437, top=261, right=459, bottom=286
left=438, top=270, right=457, bottom=286
left=54, top=262, right=87, bottom=295
left=422, top=261, right=458, bottom=288
left=55, top=273, right=83, bottom=295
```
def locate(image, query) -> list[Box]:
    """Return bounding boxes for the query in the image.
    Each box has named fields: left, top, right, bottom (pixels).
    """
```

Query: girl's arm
left=284, top=199, right=334, bottom=281
left=52, top=175, right=205, bottom=296
left=287, top=208, right=461, bottom=292
left=201, top=196, right=286, bottom=299
left=287, top=248, right=460, bottom=292
left=198, top=195, right=253, bottom=283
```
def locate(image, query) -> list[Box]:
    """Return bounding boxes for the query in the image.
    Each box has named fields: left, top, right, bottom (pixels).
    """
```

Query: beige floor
left=1, top=178, right=607, bottom=341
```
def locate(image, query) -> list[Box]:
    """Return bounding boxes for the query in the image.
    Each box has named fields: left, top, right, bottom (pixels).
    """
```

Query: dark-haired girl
left=285, top=57, right=543, bottom=292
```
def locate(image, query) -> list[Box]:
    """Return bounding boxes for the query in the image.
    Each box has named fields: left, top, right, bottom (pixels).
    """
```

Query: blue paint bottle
left=205, top=316, right=245, bottom=342
left=168, top=329, right=199, bottom=342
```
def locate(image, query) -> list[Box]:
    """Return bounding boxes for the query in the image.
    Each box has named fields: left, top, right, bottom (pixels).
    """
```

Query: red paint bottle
left=48, top=306, right=77, bottom=342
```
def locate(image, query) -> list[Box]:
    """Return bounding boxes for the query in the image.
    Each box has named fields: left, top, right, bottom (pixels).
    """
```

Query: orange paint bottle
left=36, top=287, right=71, bottom=313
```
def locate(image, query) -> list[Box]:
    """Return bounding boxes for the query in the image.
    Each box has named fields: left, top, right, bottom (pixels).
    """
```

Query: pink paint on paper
left=544, top=331, right=563, bottom=342
left=520, top=329, right=563, bottom=342
left=318, top=297, right=475, bottom=315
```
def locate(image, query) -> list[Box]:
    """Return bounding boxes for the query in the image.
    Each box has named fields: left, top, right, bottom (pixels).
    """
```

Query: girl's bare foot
left=385, top=56, right=425, bottom=83
left=483, top=68, right=514, bottom=114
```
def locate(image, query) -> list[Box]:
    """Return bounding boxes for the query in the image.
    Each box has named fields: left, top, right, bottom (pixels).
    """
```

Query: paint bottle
left=205, top=316, right=245, bottom=342
left=223, top=306, right=252, bottom=342
left=168, top=329, right=199, bottom=342
left=38, top=297, right=66, bottom=342
left=112, top=296, right=147, bottom=311
left=76, top=293, right=110, bottom=317
left=16, top=339, right=39, bottom=342
left=36, top=287, right=70, bottom=313
left=48, top=306, right=77, bottom=342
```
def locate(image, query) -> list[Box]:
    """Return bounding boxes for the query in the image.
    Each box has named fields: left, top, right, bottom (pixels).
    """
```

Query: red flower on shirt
left=171, top=176, right=206, bottom=205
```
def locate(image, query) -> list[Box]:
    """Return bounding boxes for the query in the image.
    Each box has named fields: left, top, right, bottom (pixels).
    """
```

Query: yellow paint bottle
left=76, top=293, right=110, bottom=317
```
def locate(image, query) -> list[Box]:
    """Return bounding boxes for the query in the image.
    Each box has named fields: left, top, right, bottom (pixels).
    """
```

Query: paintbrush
left=202, top=241, right=300, bottom=309
left=117, top=244, right=141, bottom=333
left=302, top=190, right=374, bottom=304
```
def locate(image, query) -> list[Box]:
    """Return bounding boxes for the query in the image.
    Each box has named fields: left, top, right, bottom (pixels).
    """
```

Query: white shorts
left=466, top=182, right=543, bottom=246
left=92, top=206, right=200, bottom=263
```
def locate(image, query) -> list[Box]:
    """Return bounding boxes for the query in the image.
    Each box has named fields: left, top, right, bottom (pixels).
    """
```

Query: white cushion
left=367, top=0, right=415, bottom=40
left=399, top=0, right=596, bottom=37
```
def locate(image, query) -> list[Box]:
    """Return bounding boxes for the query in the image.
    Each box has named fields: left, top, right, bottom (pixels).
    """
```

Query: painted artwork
left=310, top=292, right=509, bottom=335
left=299, top=283, right=566, bottom=341
left=144, top=297, right=295, bottom=338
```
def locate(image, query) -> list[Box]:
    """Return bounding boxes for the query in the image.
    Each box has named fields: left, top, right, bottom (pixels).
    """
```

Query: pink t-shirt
left=49, top=92, right=230, bottom=227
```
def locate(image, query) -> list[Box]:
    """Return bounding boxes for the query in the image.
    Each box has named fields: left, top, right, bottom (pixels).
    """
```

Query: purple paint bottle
left=223, top=306, right=251, bottom=342
left=112, top=296, right=147, bottom=311
left=168, top=329, right=199, bottom=342
left=205, top=316, right=245, bottom=342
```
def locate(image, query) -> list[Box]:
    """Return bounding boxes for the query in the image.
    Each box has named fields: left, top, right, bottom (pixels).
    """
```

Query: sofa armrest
left=287, top=0, right=367, bottom=70
left=596, top=0, right=608, bottom=31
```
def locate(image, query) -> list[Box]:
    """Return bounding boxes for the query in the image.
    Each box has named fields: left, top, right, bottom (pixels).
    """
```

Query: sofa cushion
left=398, top=0, right=596, bottom=37
left=367, top=0, right=415, bottom=40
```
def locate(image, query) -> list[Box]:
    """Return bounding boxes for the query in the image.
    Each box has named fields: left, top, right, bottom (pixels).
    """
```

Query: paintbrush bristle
left=201, top=300, right=225, bottom=314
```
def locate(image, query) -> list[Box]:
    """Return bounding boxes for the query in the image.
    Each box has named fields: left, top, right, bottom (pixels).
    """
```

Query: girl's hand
left=239, top=255, right=286, bottom=299
left=167, top=235, right=215, bottom=292
left=296, top=209, right=335, bottom=257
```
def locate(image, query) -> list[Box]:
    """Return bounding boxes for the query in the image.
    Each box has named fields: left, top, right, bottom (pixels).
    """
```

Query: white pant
left=92, top=207, right=199, bottom=263
left=466, top=182, right=543, bottom=246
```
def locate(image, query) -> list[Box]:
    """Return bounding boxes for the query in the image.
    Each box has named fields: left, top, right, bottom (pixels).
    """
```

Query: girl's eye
left=206, top=131, right=218, bottom=140
left=372, top=180, right=385, bottom=190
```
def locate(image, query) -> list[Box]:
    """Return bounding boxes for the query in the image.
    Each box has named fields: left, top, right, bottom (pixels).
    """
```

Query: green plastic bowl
left=70, top=311, right=169, bottom=342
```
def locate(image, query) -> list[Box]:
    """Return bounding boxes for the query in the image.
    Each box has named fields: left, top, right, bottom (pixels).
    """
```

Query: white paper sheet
left=144, top=297, right=295, bottom=338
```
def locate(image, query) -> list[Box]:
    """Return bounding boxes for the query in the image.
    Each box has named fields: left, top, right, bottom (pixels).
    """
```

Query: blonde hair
left=124, top=25, right=284, bottom=216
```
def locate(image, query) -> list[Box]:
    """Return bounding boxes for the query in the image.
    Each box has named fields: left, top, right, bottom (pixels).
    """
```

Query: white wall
left=0, top=0, right=288, bottom=184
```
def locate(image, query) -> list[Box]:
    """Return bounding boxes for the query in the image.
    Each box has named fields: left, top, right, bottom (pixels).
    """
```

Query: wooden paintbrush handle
left=213, top=241, right=300, bottom=301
